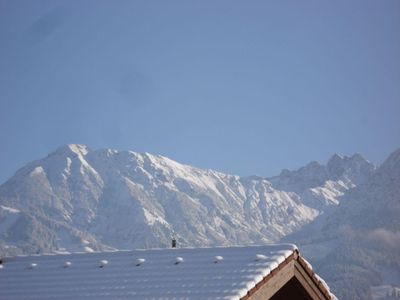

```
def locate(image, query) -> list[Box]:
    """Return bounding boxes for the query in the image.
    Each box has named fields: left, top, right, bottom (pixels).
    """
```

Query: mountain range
left=0, top=144, right=399, bottom=300
left=285, top=148, right=400, bottom=300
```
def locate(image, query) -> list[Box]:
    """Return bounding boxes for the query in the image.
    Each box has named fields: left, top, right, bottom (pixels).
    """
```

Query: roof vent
left=136, top=258, right=146, bottom=266
left=214, top=256, right=223, bottom=263
left=255, top=254, right=268, bottom=261
left=175, top=257, right=183, bottom=265
left=29, top=263, right=37, bottom=269
left=64, top=261, right=72, bottom=268
left=99, top=260, right=108, bottom=268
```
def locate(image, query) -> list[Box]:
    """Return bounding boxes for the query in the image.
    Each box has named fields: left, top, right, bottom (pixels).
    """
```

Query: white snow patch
left=68, top=144, right=88, bottom=156
left=213, top=256, right=223, bottom=263
left=84, top=246, right=94, bottom=253
left=175, top=257, right=184, bottom=264
left=99, top=260, right=108, bottom=267
left=315, top=274, right=330, bottom=291
left=136, top=258, right=145, bottom=266
left=64, top=157, right=72, bottom=175
left=255, top=254, right=268, bottom=261
left=142, top=208, right=169, bottom=227
left=29, top=166, right=45, bottom=177
left=0, top=205, right=20, bottom=214
left=28, top=263, right=37, bottom=269
left=330, top=292, right=339, bottom=300
left=301, top=257, right=313, bottom=271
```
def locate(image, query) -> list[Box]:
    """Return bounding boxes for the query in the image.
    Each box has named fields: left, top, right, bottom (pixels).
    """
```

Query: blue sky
left=0, top=0, right=399, bottom=184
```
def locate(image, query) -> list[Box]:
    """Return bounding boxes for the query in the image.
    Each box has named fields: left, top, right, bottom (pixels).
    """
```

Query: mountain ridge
left=1, top=144, right=399, bottom=300
left=284, top=147, right=400, bottom=300
left=0, top=144, right=317, bottom=255
left=0, top=144, right=375, bottom=256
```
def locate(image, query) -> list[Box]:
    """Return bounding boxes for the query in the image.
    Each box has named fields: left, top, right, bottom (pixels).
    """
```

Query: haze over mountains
left=0, top=144, right=399, bottom=300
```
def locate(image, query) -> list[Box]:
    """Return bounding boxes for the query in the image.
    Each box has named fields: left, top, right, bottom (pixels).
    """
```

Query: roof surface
left=0, top=244, right=298, bottom=300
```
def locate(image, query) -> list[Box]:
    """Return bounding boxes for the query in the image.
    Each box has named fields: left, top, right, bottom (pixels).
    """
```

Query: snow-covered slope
left=285, top=148, right=400, bottom=300
left=268, top=153, right=375, bottom=209
left=0, top=144, right=322, bottom=255
left=0, top=145, right=377, bottom=257
left=1, top=144, right=396, bottom=300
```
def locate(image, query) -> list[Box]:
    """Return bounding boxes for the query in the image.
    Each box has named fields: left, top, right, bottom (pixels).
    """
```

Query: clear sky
left=0, top=0, right=399, bottom=184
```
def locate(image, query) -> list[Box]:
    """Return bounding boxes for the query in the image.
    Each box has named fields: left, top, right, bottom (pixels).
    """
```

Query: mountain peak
left=327, top=152, right=371, bottom=169
left=329, top=152, right=370, bottom=163
left=305, top=160, right=323, bottom=169
left=384, top=147, right=400, bottom=165
left=379, top=147, right=400, bottom=177
left=53, top=144, right=90, bottom=157
left=326, top=152, right=374, bottom=184
left=326, top=153, right=345, bottom=167
left=349, top=153, right=370, bottom=165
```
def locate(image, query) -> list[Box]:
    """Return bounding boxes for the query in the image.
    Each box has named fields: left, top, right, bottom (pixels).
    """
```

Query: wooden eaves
left=241, top=250, right=333, bottom=300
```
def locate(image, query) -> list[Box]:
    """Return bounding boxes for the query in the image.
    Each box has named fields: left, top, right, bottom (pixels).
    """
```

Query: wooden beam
left=241, top=251, right=332, bottom=300
left=244, top=260, right=295, bottom=300
left=294, top=261, right=329, bottom=300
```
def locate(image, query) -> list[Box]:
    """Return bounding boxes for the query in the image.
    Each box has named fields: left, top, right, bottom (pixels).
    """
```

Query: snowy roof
left=0, top=244, right=329, bottom=300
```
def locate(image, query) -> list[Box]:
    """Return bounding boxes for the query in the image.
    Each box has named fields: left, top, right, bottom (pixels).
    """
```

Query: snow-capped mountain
left=0, top=144, right=313, bottom=255
left=1, top=144, right=398, bottom=300
left=268, top=153, right=375, bottom=209
left=0, top=144, right=374, bottom=257
left=285, top=148, right=400, bottom=300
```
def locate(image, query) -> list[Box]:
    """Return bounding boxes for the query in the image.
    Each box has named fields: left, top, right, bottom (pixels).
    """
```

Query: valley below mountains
left=0, top=144, right=399, bottom=300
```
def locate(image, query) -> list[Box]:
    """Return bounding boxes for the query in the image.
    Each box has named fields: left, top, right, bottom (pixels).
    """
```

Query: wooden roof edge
left=240, top=249, right=335, bottom=300
left=297, top=254, right=334, bottom=300
left=240, top=250, right=297, bottom=300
